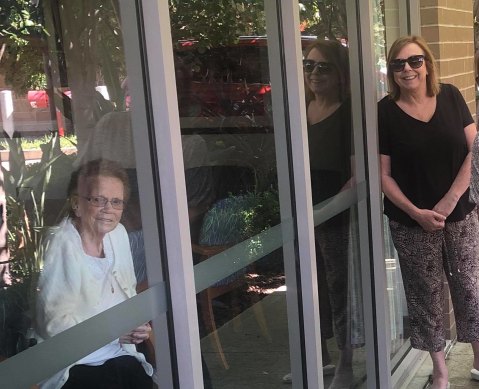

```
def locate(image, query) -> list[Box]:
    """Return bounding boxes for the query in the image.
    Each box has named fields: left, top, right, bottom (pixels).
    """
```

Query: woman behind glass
left=284, top=39, right=356, bottom=388
left=35, top=159, right=153, bottom=389
left=379, top=36, right=479, bottom=389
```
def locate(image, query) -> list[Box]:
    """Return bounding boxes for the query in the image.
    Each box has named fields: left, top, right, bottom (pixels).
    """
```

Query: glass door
left=0, top=1, right=173, bottom=387
left=373, top=0, right=416, bottom=372
left=168, top=1, right=309, bottom=387
left=166, top=0, right=384, bottom=387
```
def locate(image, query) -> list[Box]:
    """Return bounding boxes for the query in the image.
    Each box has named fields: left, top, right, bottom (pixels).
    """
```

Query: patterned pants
left=389, top=210, right=479, bottom=352
left=316, top=212, right=350, bottom=350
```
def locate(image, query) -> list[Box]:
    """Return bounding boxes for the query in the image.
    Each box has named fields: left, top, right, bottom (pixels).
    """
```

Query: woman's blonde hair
left=386, top=35, right=440, bottom=100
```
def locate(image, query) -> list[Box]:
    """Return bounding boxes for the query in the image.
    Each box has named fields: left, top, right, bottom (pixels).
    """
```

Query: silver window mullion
left=140, top=1, right=204, bottom=388
left=270, top=1, right=324, bottom=388
left=356, top=0, right=392, bottom=387
left=119, top=1, right=174, bottom=386
left=408, top=0, right=421, bottom=35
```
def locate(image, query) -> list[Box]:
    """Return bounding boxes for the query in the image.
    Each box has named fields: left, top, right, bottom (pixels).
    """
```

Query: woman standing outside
left=378, top=35, right=479, bottom=389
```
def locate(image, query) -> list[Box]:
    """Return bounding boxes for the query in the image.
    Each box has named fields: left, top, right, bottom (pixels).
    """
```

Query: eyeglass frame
left=388, top=54, right=425, bottom=73
left=79, top=195, right=126, bottom=210
left=302, top=59, right=335, bottom=74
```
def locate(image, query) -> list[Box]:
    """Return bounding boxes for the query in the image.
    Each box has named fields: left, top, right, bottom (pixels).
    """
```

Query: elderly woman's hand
left=119, top=323, right=151, bottom=345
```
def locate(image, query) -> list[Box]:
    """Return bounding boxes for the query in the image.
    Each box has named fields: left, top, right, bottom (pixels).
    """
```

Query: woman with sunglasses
left=378, top=35, right=479, bottom=389
left=285, top=39, right=357, bottom=388
left=35, top=159, right=154, bottom=388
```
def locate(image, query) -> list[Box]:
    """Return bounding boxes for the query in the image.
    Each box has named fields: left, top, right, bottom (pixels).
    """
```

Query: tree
left=299, top=0, right=347, bottom=40
left=0, top=0, right=47, bottom=94
left=169, top=0, right=267, bottom=49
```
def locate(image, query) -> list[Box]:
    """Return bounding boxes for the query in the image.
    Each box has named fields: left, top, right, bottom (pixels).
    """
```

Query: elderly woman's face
left=75, top=175, right=125, bottom=238
left=392, top=43, right=427, bottom=94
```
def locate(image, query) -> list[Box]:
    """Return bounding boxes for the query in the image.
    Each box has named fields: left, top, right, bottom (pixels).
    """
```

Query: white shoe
left=282, top=373, right=292, bottom=384
left=425, top=381, right=450, bottom=389
left=282, top=365, right=336, bottom=384
left=323, top=364, right=336, bottom=376
left=472, top=368, right=479, bottom=381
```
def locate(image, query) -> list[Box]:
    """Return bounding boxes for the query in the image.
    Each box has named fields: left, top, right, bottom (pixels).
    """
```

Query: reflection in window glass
left=0, top=1, right=155, bottom=387
left=373, top=0, right=412, bottom=365
left=170, top=0, right=369, bottom=387
left=171, top=1, right=292, bottom=388
left=301, top=7, right=368, bottom=384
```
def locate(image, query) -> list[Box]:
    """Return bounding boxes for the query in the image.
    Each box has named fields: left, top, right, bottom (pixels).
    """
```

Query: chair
left=192, top=195, right=271, bottom=369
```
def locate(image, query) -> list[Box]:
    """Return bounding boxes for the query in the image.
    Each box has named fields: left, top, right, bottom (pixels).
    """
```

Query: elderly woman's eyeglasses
left=389, top=55, right=425, bottom=72
left=80, top=195, right=125, bottom=210
left=303, top=59, right=334, bottom=74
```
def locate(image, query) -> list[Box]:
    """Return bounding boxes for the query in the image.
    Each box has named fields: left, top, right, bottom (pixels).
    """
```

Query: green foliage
left=0, top=134, right=77, bottom=151
left=199, top=191, right=280, bottom=245
left=1, top=0, right=125, bottom=108
left=170, top=0, right=267, bottom=49
left=2, top=133, right=65, bottom=282
left=1, top=44, right=47, bottom=94
left=241, top=190, right=280, bottom=238
left=299, top=1, right=347, bottom=39
left=0, top=0, right=45, bottom=44
left=0, top=132, right=69, bottom=357
left=0, top=0, right=47, bottom=93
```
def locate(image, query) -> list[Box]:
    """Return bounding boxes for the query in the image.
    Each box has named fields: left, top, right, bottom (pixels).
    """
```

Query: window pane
left=0, top=1, right=163, bottom=386
left=300, top=0, right=372, bottom=386
left=373, top=0, right=413, bottom=366
left=170, top=1, right=300, bottom=387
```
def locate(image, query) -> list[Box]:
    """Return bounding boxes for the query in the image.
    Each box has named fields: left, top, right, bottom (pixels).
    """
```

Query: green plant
left=3, top=133, right=66, bottom=278
left=0, top=132, right=70, bottom=357
left=199, top=190, right=280, bottom=246
left=0, top=134, right=77, bottom=151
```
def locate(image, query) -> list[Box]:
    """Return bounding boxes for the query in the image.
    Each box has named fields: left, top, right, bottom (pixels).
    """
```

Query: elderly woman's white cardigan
left=35, top=218, right=153, bottom=388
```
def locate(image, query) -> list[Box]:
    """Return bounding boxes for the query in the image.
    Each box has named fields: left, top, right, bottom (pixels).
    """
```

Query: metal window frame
left=264, top=1, right=322, bottom=387
left=139, top=1, right=204, bottom=388
left=355, top=0, right=392, bottom=387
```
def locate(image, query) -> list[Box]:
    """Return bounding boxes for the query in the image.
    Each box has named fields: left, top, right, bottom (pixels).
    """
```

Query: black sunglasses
left=303, top=59, right=334, bottom=74
left=389, top=55, right=425, bottom=72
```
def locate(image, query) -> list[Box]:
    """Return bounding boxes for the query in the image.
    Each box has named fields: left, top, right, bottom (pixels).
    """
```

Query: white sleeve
left=35, top=236, right=83, bottom=339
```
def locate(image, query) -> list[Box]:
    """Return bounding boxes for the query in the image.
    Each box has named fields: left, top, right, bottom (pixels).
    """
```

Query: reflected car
left=174, top=35, right=317, bottom=125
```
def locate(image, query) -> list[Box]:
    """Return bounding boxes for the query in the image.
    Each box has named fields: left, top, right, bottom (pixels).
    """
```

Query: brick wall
left=420, top=0, right=475, bottom=340
left=421, top=0, right=476, bottom=118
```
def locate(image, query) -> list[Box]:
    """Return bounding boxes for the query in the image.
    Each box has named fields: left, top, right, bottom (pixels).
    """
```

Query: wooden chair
left=192, top=241, right=271, bottom=370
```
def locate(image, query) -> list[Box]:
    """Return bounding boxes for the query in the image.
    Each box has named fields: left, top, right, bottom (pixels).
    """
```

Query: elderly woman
left=379, top=36, right=479, bottom=389
left=35, top=159, right=153, bottom=389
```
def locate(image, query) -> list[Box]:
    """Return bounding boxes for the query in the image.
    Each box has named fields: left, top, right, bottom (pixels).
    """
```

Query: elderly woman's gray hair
left=67, top=159, right=130, bottom=218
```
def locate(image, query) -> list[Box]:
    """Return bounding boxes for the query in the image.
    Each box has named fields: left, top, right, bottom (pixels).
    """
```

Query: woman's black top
left=378, top=83, right=475, bottom=226
left=308, top=99, right=352, bottom=206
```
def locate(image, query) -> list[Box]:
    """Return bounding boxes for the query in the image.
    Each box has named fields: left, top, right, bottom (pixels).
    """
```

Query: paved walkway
left=406, top=342, right=479, bottom=389
left=200, top=290, right=367, bottom=388
left=201, top=290, right=479, bottom=388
